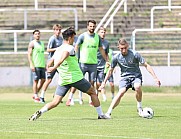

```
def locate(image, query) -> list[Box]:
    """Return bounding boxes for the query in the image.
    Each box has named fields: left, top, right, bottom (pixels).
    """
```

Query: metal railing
left=0, top=8, right=78, bottom=30
left=95, top=0, right=127, bottom=33
left=131, top=28, right=181, bottom=50
left=151, top=6, right=181, bottom=30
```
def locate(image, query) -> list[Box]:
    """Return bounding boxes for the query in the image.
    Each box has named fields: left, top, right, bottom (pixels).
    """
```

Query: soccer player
left=39, top=24, right=63, bottom=103
left=66, top=20, right=109, bottom=106
left=104, top=48, right=115, bottom=100
left=96, top=26, right=109, bottom=102
left=99, top=38, right=161, bottom=119
left=28, top=30, right=46, bottom=102
left=29, top=27, right=109, bottom=121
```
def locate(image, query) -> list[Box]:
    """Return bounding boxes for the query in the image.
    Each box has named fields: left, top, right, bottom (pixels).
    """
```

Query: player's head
left=62, top=27, right=76, bottom=45
left=53, top=24, right=62, bottom=37
left=33, top=29, right=40, bottom=40
left=87, top=20, right=96, bottom=34
left=98, top=26, right=106, bottom=39
left=117, top=38, right=129, bottom=56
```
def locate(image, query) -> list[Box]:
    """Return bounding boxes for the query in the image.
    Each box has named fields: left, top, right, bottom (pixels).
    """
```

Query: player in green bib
left=28, top=29, right=46, bottom=103
left=29, top=27, right=110, bottom=121
left=66, top=20, right=109, bottom=106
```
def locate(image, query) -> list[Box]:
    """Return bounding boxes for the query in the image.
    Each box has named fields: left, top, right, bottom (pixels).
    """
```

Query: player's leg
left=40, top=70, right=56, bottom=103
left=108, top=75, right=115, bottom=99
left=29, top=85, right=70, bottom=121
left=133, top=78, right=143, bottom=116
left=105, top=87, right=127, bottom=118
left=73, top=78, right=109, bottom=119
left=78, top=63, right=87, bottom=105
left=32, top=79, right=39, bottom=102
left=66, top=87, right=76, bottom=106
left=37, top=68, right=46, bottom=92
left=105, top=78, right=129, bottom=118
left=88, top=64, right=97, bottom=106
left=32, top=68, right=41, bottom=102
left=96, top=69, right=106, bottom=102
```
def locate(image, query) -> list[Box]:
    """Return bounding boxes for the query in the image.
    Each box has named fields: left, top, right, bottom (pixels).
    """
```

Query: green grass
left=0, top=86, right=181, bottom=139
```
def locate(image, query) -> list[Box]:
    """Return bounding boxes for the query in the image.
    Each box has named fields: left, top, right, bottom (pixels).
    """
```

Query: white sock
left=107, top=107, right=113, bottom=115
left=68, top=92, right=74, bottom=100
left=96, top=106, right=104, bottom=116
left=70, top=98, right=74, bottom=104
left=89, top=96, right=92, bottom=103
left=137, top=101, right=142, bottom=109
left=40, top=90, right=45, bottom=98
left=102, top=94, right=107, bottom=101
left=34, top=93, right=38, bottom=98
left=40, top=106, right=48, bottom=114
left=95, top=89, right=98, bottom=95
left=79, top=91, right=82, bottom=100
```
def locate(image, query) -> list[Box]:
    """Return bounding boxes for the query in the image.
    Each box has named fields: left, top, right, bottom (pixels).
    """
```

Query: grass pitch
left=0, top=86, right=181, bottom=139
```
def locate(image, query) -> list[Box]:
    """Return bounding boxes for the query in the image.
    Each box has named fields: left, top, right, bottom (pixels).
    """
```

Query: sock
left=70, top=98, right=74, bottom=105
left=89, top=96, right=92, bottom=103
left=79, top=91, right=82, bottom=100
left=95, top=106, right=104, bottom=116
left=40, top=90, right=45, bottom=98
left=137, top=101, right=142, bottom=109
left=40, top=106, right=48, bottom=114
left=112, top=92, right=114, bottom=99
left=102, top=94, right=107, bottom=101
left=34, top=93, right=38, bottom=98
left=68, top=92, right=74, bottom=100
left=107, top=107, right=113, bottom=115
left=95, top=89, right=98, bottom=95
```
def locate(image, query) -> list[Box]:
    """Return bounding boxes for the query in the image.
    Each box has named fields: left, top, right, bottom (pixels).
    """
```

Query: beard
left=89, top=29, right=94, bottom=34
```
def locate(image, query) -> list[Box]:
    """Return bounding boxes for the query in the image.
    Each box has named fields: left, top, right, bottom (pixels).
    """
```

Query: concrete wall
left=0, top=66, right=181, bottom=87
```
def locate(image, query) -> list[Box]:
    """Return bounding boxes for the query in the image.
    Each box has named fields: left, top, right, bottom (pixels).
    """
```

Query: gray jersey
left=97, top=39, right=109, bottom=69
left=47, top=35, right=63, bottom=59
left=111, top=49, right=145, bottom=78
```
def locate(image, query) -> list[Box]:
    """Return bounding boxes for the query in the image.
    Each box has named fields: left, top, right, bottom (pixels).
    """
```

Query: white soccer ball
left=142, top=107, right=154, bottom=119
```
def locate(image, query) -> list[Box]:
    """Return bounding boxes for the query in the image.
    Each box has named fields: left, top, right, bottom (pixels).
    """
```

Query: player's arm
left=47, top=47, right=57, bottom=52
left=74, top=34, right=83, bottom=53
left=99, top=67, right=114, bottom=90
left=27, top=41, right=35, bottom=71
left=143, top=62, right=161, bottom=87
left=47, top=39, right=57, bottom=52
left=74, top=44, right=79, bottom=53
left=47, top=51, right=69, bottom=73
left=99, top=47, right=109, bottom=62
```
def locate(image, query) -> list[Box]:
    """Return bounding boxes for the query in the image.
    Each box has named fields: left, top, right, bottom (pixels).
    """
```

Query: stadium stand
left=0, top=0, right=181, bottom=66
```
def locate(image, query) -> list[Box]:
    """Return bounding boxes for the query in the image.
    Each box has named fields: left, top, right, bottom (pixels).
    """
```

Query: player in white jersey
left=29, top=27, right=110, bottom=121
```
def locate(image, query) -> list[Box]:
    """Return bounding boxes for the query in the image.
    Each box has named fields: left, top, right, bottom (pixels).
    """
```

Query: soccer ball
left=142, top=107, right=154, bottom=119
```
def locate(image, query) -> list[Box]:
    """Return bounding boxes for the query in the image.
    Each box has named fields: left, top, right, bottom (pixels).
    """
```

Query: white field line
left=0, top=130, right=152, bottom=139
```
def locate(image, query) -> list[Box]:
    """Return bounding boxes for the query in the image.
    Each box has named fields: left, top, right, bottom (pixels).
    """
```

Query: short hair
left=62, top=27, right=76, bottom=40
left=33, top=29, right=40, bottom=34
left=98, top=26, right=106, bottom=32
left=52, top=24, right=62, bottom=30
left=117, top=38, right=128, bottom=46
left=87, top=20, right=96, bottom=25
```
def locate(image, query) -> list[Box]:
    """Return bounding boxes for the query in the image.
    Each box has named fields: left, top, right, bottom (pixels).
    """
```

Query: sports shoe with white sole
left=70, top=99, right=74, bottom=105
left=40, top=97, right=45, bottom=103
left=105, top=113, right=111, bottom=119
left=29, top=111, right=42, bottom=121
left=98, top=114, right=110, bottom=119
left=137, top=107, right=143, bottom=117
left=79, top=99, right=83, bottom=105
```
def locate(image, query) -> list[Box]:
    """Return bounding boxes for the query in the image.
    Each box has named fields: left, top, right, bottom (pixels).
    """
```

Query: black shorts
left=55, top=78, right=91, bottom=97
